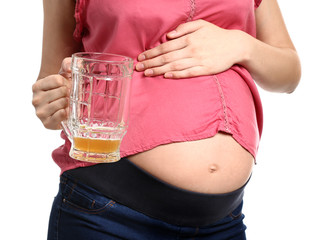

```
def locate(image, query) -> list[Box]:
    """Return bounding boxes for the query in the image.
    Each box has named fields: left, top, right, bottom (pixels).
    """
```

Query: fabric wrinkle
left=254, top=0, right=263, bottom=9
left=73, top=0, right=86, bottom=42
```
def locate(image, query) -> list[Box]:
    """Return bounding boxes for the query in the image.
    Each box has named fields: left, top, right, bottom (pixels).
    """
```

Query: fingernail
left=136, top=63, right=144, bottom=71
left=138, top=54, right=146, bottom=61
left=144, top=69, right=153, bottom=76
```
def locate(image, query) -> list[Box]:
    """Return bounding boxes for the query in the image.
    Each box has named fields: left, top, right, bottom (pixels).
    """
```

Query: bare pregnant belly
left=127, top=133, right=254, bottom=194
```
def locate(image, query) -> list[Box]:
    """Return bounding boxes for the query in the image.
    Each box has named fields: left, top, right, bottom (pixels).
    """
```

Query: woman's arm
left=136, top=0, right=301, bottom=93
left=38, top=0, right=80, bottom=78
left=241, top=0, right=301, bottom=93
left=32, top=0, right=80, bottom=129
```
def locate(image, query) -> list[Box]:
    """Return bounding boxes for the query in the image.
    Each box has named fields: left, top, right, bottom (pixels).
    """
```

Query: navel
left=209, top=164, right=219, bottom=173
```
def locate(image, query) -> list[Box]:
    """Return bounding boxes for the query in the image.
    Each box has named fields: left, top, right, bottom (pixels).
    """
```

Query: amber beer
left=70, top=136, right=122, bottom=162
left=73, top=137, right=121, bottom=154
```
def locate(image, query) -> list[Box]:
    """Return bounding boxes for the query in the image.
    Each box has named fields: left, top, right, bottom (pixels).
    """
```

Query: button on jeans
left=47, top=174, right=247, bottom=240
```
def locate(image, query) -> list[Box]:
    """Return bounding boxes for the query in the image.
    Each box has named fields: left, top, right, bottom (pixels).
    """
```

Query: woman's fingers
left=135, top=20, right=211, bottom=78
left=32, top=74, right=70, bottom=129
left=33, top=74, right=68, bottom=91
left=136, top=19, right=241, bottom=79
left=41, top=85, right=69, bottom=106
left=166, top=20, right=204, bottom=39
left=142, top=58, right=199, bottom=77
left=137, top=35, right=188, bottom=63
left=42, top=108, right=68, bottom=130
left=136, top=45, right=192, bottom=72
left=32, top=76, right=69, bottom=106
left=138, top=20, right=204, bottom=62
left=164, top=66, right=207, bottom=79
left=33, top=83, right=69, bottom=117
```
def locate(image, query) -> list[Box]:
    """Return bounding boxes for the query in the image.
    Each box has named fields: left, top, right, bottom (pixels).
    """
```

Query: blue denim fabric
left=47, top=174, right=247, bottom=240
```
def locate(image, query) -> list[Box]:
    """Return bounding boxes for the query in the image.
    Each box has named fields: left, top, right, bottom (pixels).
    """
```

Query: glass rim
left=72, top=52, right=134, bottom=64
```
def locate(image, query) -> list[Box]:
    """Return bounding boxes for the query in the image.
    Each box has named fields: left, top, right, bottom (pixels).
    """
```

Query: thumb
left=58, top=57, right=72, bottom=79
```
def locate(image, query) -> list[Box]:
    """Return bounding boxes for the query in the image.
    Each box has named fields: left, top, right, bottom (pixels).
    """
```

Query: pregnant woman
left=32, top=0, right=301, bottom=239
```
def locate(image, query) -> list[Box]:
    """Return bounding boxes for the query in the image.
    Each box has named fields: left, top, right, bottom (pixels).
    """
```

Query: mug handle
left=61, top=120, right=73, bottom=141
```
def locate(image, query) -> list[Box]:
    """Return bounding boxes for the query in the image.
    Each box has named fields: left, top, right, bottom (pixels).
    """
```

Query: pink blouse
left=52, top=0, right=263, bottom=174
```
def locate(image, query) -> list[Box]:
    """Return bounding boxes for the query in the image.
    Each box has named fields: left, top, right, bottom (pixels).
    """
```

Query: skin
left=32, top=0, right=301, bottom=193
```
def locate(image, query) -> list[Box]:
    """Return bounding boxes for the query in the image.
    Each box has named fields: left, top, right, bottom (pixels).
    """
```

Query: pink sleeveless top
left=52, top=0, right=263, bottom=174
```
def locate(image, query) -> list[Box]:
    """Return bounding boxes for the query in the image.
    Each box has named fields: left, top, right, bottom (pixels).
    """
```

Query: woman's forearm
left=238, top=32, right=301, bottom=93
left=38, top=0, right=79, bottom=80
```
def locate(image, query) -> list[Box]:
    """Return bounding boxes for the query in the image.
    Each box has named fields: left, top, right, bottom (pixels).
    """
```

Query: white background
left=1, top=1, right=332, bottom=239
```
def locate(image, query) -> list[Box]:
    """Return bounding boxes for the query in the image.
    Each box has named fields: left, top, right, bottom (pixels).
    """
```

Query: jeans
left=47, top=174, right=247, bottom=240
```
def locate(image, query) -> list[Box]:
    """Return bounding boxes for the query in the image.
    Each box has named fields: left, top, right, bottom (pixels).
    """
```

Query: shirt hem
left=120, top=126, right=257, bottom=160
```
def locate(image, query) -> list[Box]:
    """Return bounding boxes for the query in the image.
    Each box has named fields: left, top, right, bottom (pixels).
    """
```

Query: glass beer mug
left=62, top=52, right=134, bottom=163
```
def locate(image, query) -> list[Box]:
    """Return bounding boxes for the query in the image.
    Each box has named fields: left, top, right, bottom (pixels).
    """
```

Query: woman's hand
left=32, top=58, right=72, bottom=130
left=136, top=19, right=247, bottom=79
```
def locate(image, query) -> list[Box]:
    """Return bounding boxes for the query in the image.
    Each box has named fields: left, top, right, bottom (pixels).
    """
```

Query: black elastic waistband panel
left=66, top=158, right=248, bottom=227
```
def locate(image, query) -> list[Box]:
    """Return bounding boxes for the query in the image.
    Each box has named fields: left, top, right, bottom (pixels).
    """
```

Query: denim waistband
left=65, top=158, right=249, bottom=227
